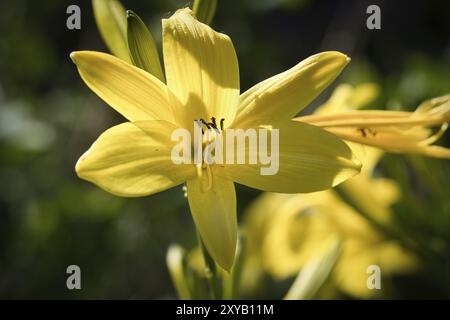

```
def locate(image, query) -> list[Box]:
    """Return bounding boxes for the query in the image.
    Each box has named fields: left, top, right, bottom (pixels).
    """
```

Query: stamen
left=196, top=117, right=225, bottom=132
left=196, top=164, right=203, bottom=178
left=207, top=118, right=219, bottom=131
left=201, top=164, right=213, bottom=193
left=420, top=123, right=448, bottom=145
left=200, top=118, right=211, bottom=129
left=211, top=117, right=217, bottom=128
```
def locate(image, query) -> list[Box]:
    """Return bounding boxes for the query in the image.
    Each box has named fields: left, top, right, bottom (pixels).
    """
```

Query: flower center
left=193, top=117, right=226, bottom=192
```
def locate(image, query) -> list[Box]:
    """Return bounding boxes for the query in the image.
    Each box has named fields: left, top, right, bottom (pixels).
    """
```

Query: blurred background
left=0, top=0, right=449, bottom=299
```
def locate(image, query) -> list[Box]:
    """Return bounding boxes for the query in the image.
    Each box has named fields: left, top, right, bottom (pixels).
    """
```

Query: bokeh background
left=0, top=0, right=449, bottom=298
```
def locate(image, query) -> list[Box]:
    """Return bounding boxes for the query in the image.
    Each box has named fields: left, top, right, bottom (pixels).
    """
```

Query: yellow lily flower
left=309, top=83, right=401, bottom=223
left=296, top=88, right=450, bottom=158
left=243, top=149, right=416, bottom=298
left=242, top=85, right=416, bottom=297
left=71, top=8, right=361, bottom=270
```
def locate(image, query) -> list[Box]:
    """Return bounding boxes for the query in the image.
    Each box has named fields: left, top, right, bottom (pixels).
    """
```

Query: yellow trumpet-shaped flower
left=71, top=8, right=361, bottom=270
left=242, top=85, right=416, bottom=297
left=310, top=83, right=401, bottom=223
left=296, top=87, right=450, bottom=159
left=243, top=151, right=416, bottom=297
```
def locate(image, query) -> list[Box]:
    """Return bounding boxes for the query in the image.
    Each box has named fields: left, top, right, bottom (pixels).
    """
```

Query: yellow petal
left=220, top=121, right=361, bottom=193
left=314, top=83, right=380, bottom=115
left=297, top=110, right=447, bottom=128
left=186, top=170, right=237, bottom=271
left=341, top=174, right=400, bottom=224
left=92, top=0, right=130, bottom=62
left=415, top=94, right=450, bottom=115
left=250, top=190, right=375, bottom=280
left=76, top=120, right=195, bottom=197
left=339, top=146, right=399, bottom=224
left=234, top=52, right=349, bottom=128
left=335, top=240, right=417, bottom=298
left=283, top=236, right=341, bottom=300
left=261, top=193, right=338, bottom=278
left=324, top=126, right=450, bottom=159
left=71, top=51, right=179, bottom=123
left=162, top=8, right=240, bottom=126
left=348, top=83, right=380, bottom=109
left=298, top=94, right=450, bottom=159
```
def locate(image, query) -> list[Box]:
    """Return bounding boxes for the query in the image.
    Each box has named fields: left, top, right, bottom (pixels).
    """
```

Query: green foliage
left=192, top=0, right=218, bottom=25
left=126, top=10, right=165, bottom=82
left=92, top=0, right=130, bottom=62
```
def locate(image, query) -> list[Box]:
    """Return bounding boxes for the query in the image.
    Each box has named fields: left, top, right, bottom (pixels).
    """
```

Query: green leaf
left=126, top=10, right=165, bottom=82
left=192, top=0, right=218, bottom=25
left=284, top=237, right=341, bottom=300
left=92, top=0, right=130, bottom=62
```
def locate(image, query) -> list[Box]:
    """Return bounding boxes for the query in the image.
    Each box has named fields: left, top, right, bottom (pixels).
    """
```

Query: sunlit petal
left=324, top=126, right=450, bottom=159
left=71, top=51, right=178, bottom=123
left=186, top=170, right=237, bottom=271
left=76, top=120, right=195, bottom=197
left=298, top=94, right=450, bottom=158
left=220, top=121, right=361, bottom=193
left=234, top=51, right=349, bottom=128
left=163, top=8, right=240, bottom=125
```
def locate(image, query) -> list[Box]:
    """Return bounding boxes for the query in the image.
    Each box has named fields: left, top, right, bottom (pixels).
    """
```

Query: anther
left=196, top=164, right=203, bottom=177
left=210, top=117, right=218, bottom=129
left=200, top=118, right=211, bottom=129
left=197, top=117, right=226, bottom=132
left=201, top=164, right=213, bottom=192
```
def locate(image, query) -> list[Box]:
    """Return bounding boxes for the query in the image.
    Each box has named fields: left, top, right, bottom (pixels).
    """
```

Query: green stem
left=197, top=231, right=221, bottom=299
left=222, top=235, right=244, bottom=299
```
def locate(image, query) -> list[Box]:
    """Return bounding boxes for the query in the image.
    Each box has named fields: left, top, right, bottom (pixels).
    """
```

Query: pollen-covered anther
left=197, top=117, right=225, bottom=132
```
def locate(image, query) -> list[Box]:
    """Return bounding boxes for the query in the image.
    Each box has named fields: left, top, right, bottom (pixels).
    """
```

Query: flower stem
left=196, top=231, right=221, bottom=299
left=222, top=235, right=244, bottom=300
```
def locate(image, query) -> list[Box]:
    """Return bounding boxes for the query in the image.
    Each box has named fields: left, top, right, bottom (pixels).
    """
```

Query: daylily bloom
left=307, top=83, right=403, bottom=224
left=296, top=87, right=450, bottom=159
left=242, top=146, right=417, bottom=298
left=241, top=85, right=419, bottom=297
left=71, top=8, right=361, bottom=270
